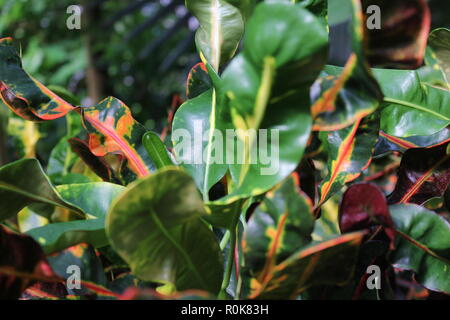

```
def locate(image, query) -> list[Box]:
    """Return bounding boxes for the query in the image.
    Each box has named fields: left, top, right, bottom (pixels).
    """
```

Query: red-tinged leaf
left=81, top=97, right=152, bottom=182
left=0, top=225, right=59, bottom=299
left=22, top=282, right=68, bottom=300
left=339, top=183, right=395, bottom=248
left=375, top=129, right=450, bottom=156
left=388, top=143, right=450, bottom=205
left=0, top=38, right=75, bottom=121
left=160, top=94, right=183, bottom=142
left=362, top=0, right=431, bottom=69
left=315, top=0, right=382, bottom=131
left=243, top=176, right=315, bottom=284
left=317, top=117, right=379, bottom=210
left=186, top=62, right=211, bottom=99
left=246, top=232, right=366, bottom=299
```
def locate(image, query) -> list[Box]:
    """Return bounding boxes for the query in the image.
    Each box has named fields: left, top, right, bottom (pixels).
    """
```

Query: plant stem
left=219, top=224, right=237, bottom=299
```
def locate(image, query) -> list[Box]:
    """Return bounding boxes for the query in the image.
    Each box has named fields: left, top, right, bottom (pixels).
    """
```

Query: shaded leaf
left=389, top=204, right=450, bottom=294
left=106, top=168, right=223, bottom=293
left=388, top=143, right=450, bottom=205
left=0, top=158, right=83, bottom=222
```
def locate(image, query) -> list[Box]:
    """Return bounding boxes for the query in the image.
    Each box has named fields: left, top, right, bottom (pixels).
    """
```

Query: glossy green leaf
left=218, top=2, right=327, bottom=201
left=0, top=37, right=75, bottom=121
left=106, top=168, right=223, bottom=293
left=172, top=89, right=229, bottom=196
left=186, top=0, right=245, bottom=71
left=0, top=158, right=83, bottom=222
left=142, top=131, right=174, bottom=170
left=389, top=204, right=450, bottom=294
left=373, top=68, right=450, bottom=137
left=186, top=62, right=212, bottom=99
left=26, top=182, right=125, bottom=254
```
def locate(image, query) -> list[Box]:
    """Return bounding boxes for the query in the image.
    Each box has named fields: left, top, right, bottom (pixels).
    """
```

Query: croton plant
left=0, top=0, right=449, bottom=300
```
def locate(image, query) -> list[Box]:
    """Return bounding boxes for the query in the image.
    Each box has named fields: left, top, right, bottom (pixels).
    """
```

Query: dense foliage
left=0, top=0, right=449, bottom=300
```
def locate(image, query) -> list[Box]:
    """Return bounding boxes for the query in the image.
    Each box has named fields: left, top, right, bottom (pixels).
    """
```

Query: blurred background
left=0, top=0, right=449, bottom=165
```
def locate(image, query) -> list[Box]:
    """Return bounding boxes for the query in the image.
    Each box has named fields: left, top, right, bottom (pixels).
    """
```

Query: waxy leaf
left=186, top=62, right=212, bottom=99
left=218, top=2, right=327, bottom=201
left=82, top=97, right=153, bottom=182
left=389, top=204, right=450, bottom=294
left=26, top=182, right=124, bottom=254
left=318, top=117, right=379, bottom=208
left=106, top=168, right=223, bottom=293
left=362, top=0, right=431, bottom=69
left=186, top=0, right=245, bottom=71
left=172, top=89, right=229, bottom=197
left=246, top=232, right=366, bottom=299
left=313, top=0, right=382, bottom=131
left=339, top=183, right=395, bottom=247
left=142, top=131, right=174, bottom=170
left=0, top=38, right=75, bottom=121
left=0, top=158, right=83, bottom=222
left=374, top=129, right=450, bottom=156
left=243, top=176, right=315, bottom=282
left=373, top=68, right=450, bottom=137
left=387, top=143, right=450, bottom=205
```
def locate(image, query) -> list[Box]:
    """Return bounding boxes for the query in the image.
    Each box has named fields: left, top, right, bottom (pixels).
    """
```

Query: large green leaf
left=0, top=158, right=83, bottom=222
left=0, top=37, right=75, bottom=121
left=26, top=182, right=125, bottom=254
left=172, top=89, right=229, bottom=197
left=186, top=0, right=245, bottom=71
left=389, top=204, right=450, bottom=294
left=106, top=168, right=223, bottom=294
left=372, top=68, right=450, bottom=137
left=218, top=2, right=327, bottom=201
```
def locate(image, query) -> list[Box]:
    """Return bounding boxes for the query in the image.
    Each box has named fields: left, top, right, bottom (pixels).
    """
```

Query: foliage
left=0, top=0, right=449, bottom=300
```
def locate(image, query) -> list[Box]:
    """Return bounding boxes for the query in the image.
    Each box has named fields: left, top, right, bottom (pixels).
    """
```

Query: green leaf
left=172, top=89, right=229, bottom=196
left=0, top=37, right=75, bottom=121
left=0, top=158, right=83, bottom=222
left=26, top=182, right=125, bottom=254
left=186, top=0, right=245, bottom=71
left=142, top=131, right=174, bottom=170
left=317, top=117, right=379, bottom=208
left=243, top=176, right=315, bottom=281
left=218, top=2, right=327, bottom=201
left=186, top=62, right=212, bottom=99
left=106, top=168, right=223, bottom=294
left=373, top=68, right=450, bottom=137
left=389, top=204, right=450, bottom=294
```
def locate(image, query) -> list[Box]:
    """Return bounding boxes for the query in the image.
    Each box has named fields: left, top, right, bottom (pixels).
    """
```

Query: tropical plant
left=0, top=0, right=449, bottom=300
